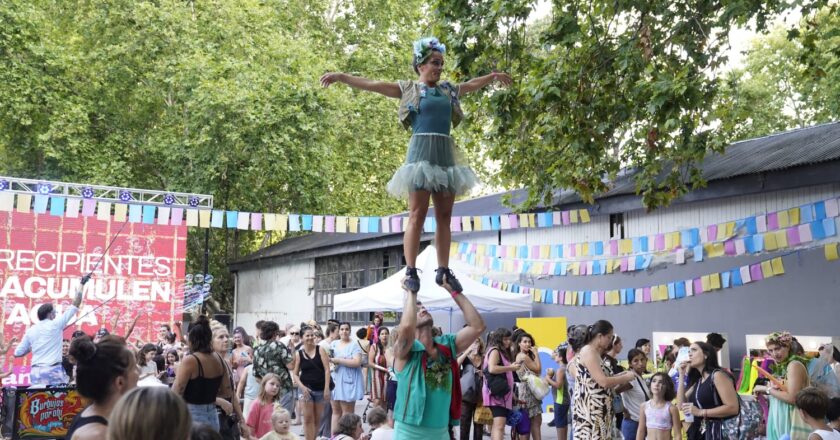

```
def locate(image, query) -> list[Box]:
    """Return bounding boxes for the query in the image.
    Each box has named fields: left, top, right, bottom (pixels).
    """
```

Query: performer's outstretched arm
left=442, top=282, right=486, bottom=353
left=320, top=73, right=401, bottom=98
left=393, top=285, right=418, bottom=371
left=458, top=72, right=513, bottom=96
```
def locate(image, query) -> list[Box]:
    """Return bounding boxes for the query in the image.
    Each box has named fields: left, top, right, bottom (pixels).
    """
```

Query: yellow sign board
left=516, top=317, right=568, bottom=350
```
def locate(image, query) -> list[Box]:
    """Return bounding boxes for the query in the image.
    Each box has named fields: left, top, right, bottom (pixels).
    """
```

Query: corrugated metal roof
left=701, top=122, right=840, bottom=179
left=232, top=121, right=840, bottom=266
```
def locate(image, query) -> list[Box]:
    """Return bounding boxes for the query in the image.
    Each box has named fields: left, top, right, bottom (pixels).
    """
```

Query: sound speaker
left=213, top=313, right=232, bottom=331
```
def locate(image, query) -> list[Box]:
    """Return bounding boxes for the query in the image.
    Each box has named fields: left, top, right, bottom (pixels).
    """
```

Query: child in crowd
left=367, top=407, right=393, bottom=440
left=545, top=343, right=570, bottom=440
left=190, top=424, right=223, bottom=440
left=258, top=408, right=300, bottom=440
left=238, top=363, right=261, bottom=419
left=621, top=349, right=651, bottom=440
left=161, top=349, right=179, bottom=386
left=136, top=343, right=158, bottom=381
left=247, top=373, right=283, bottom=439
left=637, top=372, right=681, bottom=440
left=829, top=398, right=840, bottom=431
left=795, top=387, right=840, bottom=439
left=107, top=387, right=192, bottom=440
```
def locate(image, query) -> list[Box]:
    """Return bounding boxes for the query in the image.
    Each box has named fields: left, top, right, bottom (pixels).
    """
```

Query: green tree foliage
left=0, top=0, right=427, bottom=310
left=430, top=0, right=829, bottom=209
left=714, top=6, right=840, bottom=143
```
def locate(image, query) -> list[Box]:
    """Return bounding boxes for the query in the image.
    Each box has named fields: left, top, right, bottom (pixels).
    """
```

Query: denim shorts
left=553, top=402, right=570, bottom=428
left=187, top=403, right=220, bottom=431
left=30, top=364, right=69, bottom=387
left=300, top=390, right=326, bottom=403
left=278, top=391, right=295, bottom=416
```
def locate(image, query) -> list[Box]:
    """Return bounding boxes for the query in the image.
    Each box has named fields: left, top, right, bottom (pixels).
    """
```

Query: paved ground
left=286, top=401, right=564, bottom=439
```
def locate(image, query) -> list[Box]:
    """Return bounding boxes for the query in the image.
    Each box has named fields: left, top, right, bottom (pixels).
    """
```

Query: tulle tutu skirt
left=386, top=133, right=479, bottom=198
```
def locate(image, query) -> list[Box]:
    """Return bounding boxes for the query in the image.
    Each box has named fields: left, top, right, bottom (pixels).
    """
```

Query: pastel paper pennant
left=301, top=215, right=313, bottom=231
left=170, top=208, right=183, bottom=226
left=771, top=257, right=784, bottom=275
left=211, top=210, right=224, bottom=228
left=777, top=210, right=789, bottom=228
left=34, top=195, right=49, bottom=214
left=251, top=212, right=263, bottom=231
left=82, top=199, right=97, bottom=217
left=749, top=264, right=763, bottom=281
left=128, top=204, right=143, bottom=223
left=760, top=260, right=774, bottom=278
left=142, top=205, right=156, bottom=224
left=756, top=215, right=767, bottom=233
left=113, top=203, right=128, bottom=222
left=824, top=218, right=836, bottom=237
left=800, top=204, right=814, bottom=223
left=199, top=210, right=211, bottom=228
left=185, top=209, right=199, bottom=226
left=49, top=197, right=66, bottom=216
left=826, top=199, right=839, bottom=218
left=65, top=198, right=80, bottom=218
left=740, top=266, right=752, bottom=284
left=731, top=269, right=742, bottom=286
left=826, top=243, right=839, bottom=261
left=786, top=227, right=801, bottom=246
left=157, top=207, right=170, bottom=225
left=225, top=211, right=239, bottom=229
left=16, top=194, right=32, bottom=213
left=815, top=201, right=827, bottom=220
left=0, top=193, right=12, bottom=211
left=767, top=212, right=779, bottom=230
left=693, top=245, right=704, bottom=262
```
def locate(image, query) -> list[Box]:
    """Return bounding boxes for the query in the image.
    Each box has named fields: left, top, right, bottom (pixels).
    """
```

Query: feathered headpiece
left=413, top=37, right=446, bottom=67
left=765, top=331, right=793, bottom=347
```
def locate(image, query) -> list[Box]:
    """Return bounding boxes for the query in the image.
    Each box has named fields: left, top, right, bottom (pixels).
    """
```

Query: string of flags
left=449, top=197, right=840, bottom=277
left=0, top=190, right=591, bottom=233
left=451, top=218, right=837, bottom=277
left=478, top=253, right=791, bottom=306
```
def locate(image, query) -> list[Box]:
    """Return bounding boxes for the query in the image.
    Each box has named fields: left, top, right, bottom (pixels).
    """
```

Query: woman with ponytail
left=677, top=341, right=739, bottom=439
left=483, top=328, right=522, bottom=440
left=64, top=335, right=139, bottom=440
left=173, top=315, right=239, bottom=433
left=572, top=320, right=636, bottom=440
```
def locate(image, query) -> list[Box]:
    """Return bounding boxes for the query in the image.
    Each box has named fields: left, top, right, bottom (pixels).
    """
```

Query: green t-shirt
left=393, top=334, right=457, bottom=439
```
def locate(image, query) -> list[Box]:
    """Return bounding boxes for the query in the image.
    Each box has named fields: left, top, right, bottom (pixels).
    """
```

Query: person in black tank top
left=65, top=335, right=138, bottom=440
left=174, top=316, right=239, bottom=434
left=292, top=326, right=332, bottom=440
left=181, top=352, right=225, bottom=404
left=677, top=342, right=740, bottom=440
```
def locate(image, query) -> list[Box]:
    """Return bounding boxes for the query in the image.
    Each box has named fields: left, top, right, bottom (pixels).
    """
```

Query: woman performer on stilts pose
left=320, top=37, right=511, bottom=293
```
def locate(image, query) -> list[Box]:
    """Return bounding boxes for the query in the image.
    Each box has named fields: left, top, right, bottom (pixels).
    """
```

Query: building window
left=313, top=248, right=405, bottom=325
left=610, top=213, right=625, bottom=239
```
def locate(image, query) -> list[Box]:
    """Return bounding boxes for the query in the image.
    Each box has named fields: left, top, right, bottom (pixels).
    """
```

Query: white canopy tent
left=333, top=246, right=532, bottom=322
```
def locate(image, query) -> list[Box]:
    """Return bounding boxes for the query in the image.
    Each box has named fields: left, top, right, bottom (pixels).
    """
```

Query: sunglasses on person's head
left=290, top=332, right=299, bottom=336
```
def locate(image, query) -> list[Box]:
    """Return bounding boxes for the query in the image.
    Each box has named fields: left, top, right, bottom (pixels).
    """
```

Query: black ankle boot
left=435, top=267, right=463, bottom=293
left=402, top=266, right=420, bottom=293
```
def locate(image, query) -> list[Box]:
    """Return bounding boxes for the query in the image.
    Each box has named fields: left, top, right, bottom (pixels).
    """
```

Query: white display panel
left=745, top=334, right=836, bottom=355
left=651, top=331, right=729, bottom=369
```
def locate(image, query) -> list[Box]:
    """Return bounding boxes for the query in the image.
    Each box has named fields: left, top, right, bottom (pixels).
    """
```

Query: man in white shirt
left=15, top=279, right=85, bottom=386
